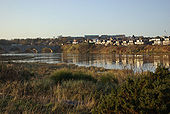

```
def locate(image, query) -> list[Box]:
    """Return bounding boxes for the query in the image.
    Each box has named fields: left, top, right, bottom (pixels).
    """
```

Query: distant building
left=149, top=37, right=163, bottom=45
left=122, top=40, right=128, bottom=46
left=163, top=37, right=170, bottom=45
left=128, top=39, right=134, bottom=45
left=100, top=35, right=125, bottom=40
left=105, top=40, right=112, bottom=45
left=85, top=35, right=99, bottom=40
left=113, top=35, right=126, bottom=40
left=59, top=36, right=84, bottom=44
left=72, top=39, right=78, bottom=44
left=101, top=40, right=107, bottom=45
left=115, top=41, right=121, bottom=46
left=134, top=39, right=144, bottom=45
left=71, top=37, right=84, bottom=43
left=88, top=39, right=95, bottom=44
left=95, top=40, right=102, bottom=45
left=100, top=35, right=109, bottom=40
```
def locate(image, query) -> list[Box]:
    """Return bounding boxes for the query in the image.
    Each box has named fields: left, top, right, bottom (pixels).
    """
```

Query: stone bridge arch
left=24, top=48, right=38, bottom=53
left=0, top=46, right=4, bottom=52
left=0, top=45, right=61, bottom=53
left=9, top=47, right=22, bottom=53
left=0, top=46, right=5, bottom=53
left=41, top=47, right=53, bottom=53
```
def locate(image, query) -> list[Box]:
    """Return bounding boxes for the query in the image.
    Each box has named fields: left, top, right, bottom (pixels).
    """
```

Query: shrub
left=99, top=73, right=118, bottom=85
left=50, top=69, right=96, bottom=84
left=0, top=64, right=34, bottom=82
left=93, top=66, right=170, bottom=113
left=73, top=71, right=97, bottom=82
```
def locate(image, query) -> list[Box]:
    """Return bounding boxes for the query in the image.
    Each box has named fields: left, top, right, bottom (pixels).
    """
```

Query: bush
left=0, top=64, right=34, bottom=82
left=93, top=66, right=170, bottom=113
left=50, top=69, right=96, bottom=84
left=99, top=73, right=118, bottom=85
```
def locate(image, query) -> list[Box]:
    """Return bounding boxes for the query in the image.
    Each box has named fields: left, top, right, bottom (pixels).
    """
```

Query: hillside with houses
left=65, top=35, right=170, bottom=46
left=0, top=35, right=169, bottom=54
left=0, top=35, right=170, bottom=47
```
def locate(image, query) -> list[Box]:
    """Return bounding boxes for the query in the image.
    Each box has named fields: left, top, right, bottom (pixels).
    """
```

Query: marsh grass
left=0, top=63, right=169, bottom=113
left=0, top=63, right=34, bottom=82
left=50, top=69, right=97, bottom=84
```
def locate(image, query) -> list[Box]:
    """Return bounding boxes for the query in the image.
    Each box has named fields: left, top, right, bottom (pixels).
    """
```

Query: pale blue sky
left=0, top=0, right=170, bottom=39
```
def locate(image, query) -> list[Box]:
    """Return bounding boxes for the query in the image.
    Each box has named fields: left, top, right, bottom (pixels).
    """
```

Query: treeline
left=0, top=38, right=59, bottom=46
left=62, top=43, right=170, bottom=54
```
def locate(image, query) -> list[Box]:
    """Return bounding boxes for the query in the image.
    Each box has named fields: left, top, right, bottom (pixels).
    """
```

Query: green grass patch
left=50, top=69, right=97, bottom=84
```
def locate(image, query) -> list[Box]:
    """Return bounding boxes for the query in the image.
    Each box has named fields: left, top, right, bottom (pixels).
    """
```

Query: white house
left=134, top=40, right=144, bottom=45
left=163, top=37, right=170, bottom=45
left=115, top=41, right=121, bottom=46
left=72, top=39, right=78, bottom=44
left=128, top=40, right=134, bottom=45
left=149, top=37, right=163, bottom=45
left=122, top=40, right=128, bottom=46
left=95, top=40, right=102, bottom=45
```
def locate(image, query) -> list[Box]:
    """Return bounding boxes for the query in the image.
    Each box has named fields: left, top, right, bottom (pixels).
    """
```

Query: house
left=134, top=39, right=144, bottom=45
left=101, top=40, right=107, bottom=45
left=113, top=35, right=126, bottom=40
left=105, top=38, right=114, bottom=45
left=106, top=40, right=113, bottom=45
left=95, top=39, right=102, bottom=45
left=100, top=35, right=109, bottom=40
left=142, top=38, right=150, bottom=45
left=153, top=38, right=163, bottom=45
left=149, top=37, right=163, bottom=45
left=88, top=39, right=95, bottom=44
left=85, top=35, right=99, bottom=44
left=122, top=40, right=128, bottom=46
left=128, top=39, right=134, bottom=45
left=72, top=39, right=78, bottom=44
left=153, top=40, right=162, bottom=45
left=115, top=41, right=121, bottom=46
left=163, top=37, right=170, bottom=45
left=71, top=37, right=85, bottom=43
left=85, top=35, right=99, bottom=40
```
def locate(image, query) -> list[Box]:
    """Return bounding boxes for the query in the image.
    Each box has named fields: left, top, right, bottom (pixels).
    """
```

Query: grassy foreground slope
left=0, top=63, right=170, bottom=113
left=61, top=44, right=170, bottom=54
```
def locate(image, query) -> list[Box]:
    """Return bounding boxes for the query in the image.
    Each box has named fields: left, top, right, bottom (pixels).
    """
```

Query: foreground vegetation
left=62, top=44, right=170, bottom=54
left=0, top=62, right=169, bottom=113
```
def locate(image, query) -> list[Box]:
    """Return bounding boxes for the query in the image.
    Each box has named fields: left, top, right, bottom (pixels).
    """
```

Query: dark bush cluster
left=93, top=66, right=170, bottom=113
left=0, top=63, right=34, bottom=82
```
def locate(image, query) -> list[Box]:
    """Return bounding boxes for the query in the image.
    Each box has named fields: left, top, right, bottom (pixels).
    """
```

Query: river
left=1, top=53, right=170, bottom=72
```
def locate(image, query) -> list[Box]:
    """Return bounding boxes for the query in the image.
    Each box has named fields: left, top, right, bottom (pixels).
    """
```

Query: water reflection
left=61, top=53, right=170, bottom=72
left=1, top=53, right=170, bottom=72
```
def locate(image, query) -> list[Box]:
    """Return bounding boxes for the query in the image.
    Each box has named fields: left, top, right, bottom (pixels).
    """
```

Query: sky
left=0, top=0, right=170, bottom=39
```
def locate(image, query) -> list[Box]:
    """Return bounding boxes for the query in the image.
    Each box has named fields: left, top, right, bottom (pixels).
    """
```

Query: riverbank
left=0, top=62, right=170, bottom=113
left=61, top=44, right=170, bottom=54
left=0, top=55, right=33, bottom=61
left=0, top=62, right=133, bottom=80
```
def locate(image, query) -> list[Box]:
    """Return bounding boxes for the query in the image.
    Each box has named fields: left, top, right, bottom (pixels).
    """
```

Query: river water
left=1, top=53, right=170, bottom=72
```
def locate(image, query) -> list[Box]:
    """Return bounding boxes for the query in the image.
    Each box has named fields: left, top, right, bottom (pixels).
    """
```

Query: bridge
left=0, top=44, right=61, bottom=53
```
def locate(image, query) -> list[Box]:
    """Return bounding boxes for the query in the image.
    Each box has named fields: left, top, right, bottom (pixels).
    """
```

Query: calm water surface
left=1, top=53, right=170, bottom=72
